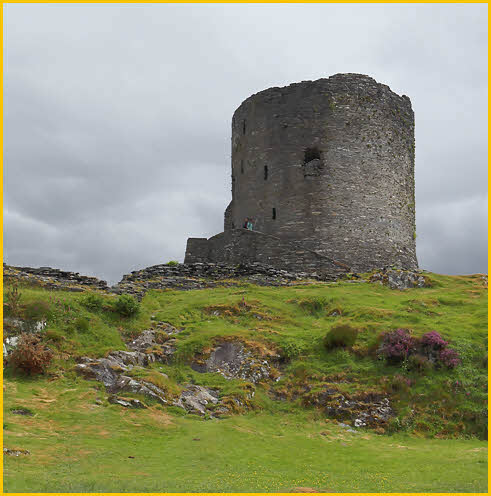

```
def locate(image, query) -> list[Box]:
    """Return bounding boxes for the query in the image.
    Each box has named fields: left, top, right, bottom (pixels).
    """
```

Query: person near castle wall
left=247, top=219, right=254, bottom=231
left=243, top=217, right=249, bottom=229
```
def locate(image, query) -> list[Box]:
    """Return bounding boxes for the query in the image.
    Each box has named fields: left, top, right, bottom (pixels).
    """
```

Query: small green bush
left=323, top=324, right=358, bottom=350
left=166, top=260, right=179, bottom=266
left=113, top=294, right=140, bottom=318
left=81, top=293, right=104, bottom=311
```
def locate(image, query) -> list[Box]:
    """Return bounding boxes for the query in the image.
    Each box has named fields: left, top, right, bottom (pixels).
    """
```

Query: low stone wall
left=185, top=228, right=350, bottom=278
left=3, top=264, right=109, bottom=292
left=4, top=261, right=430, bottom=300
left=112, top=261, right=331, bottom=298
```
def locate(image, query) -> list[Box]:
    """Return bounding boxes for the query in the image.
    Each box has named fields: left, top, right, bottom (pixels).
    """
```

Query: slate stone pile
left=112, top=262, right=326, bottom=298
left=3, top=264, right=109, bottom=292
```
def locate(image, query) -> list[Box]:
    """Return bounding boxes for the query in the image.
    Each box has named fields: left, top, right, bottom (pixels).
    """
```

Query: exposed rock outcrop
left=304, top=388, right=394, bottom=429
left=192, top=341, right=281, bottom=384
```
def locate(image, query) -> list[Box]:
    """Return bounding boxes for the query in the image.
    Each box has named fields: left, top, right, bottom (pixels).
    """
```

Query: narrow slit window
left=304, top=147, right=321, bottom=163
left=272, top=208, right=276, bottom=220
left=241, top=160, right=244, bottom=174
left=242, top=120, right=246, bottom=135
left=264, top=165, right=268, bottom=180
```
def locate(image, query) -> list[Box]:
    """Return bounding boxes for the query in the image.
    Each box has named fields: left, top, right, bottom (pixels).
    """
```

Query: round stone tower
left=224, top=73, right=418, bottom=272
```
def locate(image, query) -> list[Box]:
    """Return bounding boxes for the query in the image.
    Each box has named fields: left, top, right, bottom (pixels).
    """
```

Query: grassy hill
left=3, top=272, right=488, bottom=492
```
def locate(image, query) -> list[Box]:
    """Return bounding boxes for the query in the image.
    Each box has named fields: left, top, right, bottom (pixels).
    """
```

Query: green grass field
left=3, top=272, right=488, bottom=492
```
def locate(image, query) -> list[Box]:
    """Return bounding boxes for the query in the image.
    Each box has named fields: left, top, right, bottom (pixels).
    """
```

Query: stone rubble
left=369, top=268, right=429, bottom=290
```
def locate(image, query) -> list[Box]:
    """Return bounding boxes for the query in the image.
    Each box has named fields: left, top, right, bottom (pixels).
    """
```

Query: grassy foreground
left=4, top=377, right=487, bottom=492
left=3, top=272, right=488, bottom=492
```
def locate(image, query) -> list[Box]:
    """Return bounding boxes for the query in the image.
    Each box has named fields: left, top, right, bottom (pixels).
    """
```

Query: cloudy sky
left=4, top=4, right=488, bottom=284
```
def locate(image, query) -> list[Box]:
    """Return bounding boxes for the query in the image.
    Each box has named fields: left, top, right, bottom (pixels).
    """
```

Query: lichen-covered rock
left=192, top=341, right=280, bottom=384
left=75, top=355, right=169, bottom=404
left=304, top=387, right=394, bottom=429
left=325, top=394, right=393, bottom=428
left=370, top=269, right=429, bottom=290
left=75, top=352, right=241, bottom=417
left=173, top=385, right=220, bottom=415
left=128, top=328, right=177, bottom=363
left=107, top=375, right=168, bottom=404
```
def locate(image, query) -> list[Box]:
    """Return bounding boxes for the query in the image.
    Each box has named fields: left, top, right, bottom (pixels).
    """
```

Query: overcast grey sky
left=4, top=4, right=488, bottom=284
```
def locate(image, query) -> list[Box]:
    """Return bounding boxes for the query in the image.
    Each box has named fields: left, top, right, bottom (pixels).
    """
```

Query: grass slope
left=3, top=273, right=488, bottom=492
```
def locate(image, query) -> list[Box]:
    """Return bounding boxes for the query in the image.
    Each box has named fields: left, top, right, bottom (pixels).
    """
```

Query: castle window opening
left=264, top=165, right=268, bottom=180
left=242, top=120, right=246, bottom=135
left=272, top=207, right=276, bottom=220
left=241, top=160, right=244, bottom=174
left=304, top=147, right=321, bottom=163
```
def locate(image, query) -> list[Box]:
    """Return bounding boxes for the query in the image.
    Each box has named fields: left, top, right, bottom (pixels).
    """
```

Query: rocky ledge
left=3, top=264, right=109, bottom=292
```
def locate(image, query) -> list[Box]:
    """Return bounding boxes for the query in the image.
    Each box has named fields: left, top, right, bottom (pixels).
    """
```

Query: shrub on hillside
left=379, top=328, right=460, bottom=369
left=323, top=324, right=358, bottom=350
left=113, top=294, right=140, bottom=317
left=10, top=333, right=53, bottom=375
left=166, top=260, right=179, bottom=266
left=420, top=331, right=448, bottom=360
left=81, top=293, right=105, bottom=311
left=378, top=328, right=416, bottom=364
left=438, top=348, right=461, bottom=369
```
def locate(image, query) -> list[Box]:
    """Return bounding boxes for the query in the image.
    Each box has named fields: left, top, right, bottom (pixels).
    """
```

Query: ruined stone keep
left=185, top=73, right=418, bottom=276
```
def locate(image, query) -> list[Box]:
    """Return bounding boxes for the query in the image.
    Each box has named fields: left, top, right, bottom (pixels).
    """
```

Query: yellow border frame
left=0, top=2, right=488, bottom=495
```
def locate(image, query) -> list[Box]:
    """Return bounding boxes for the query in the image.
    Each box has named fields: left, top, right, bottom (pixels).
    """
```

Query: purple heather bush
left=421, top=331, right=448, bottom=351
left=379, top=328, right=460, bottom=370
left=378, top=328, right=416, bottom=364
left=438, top=348, right=461, bottom=369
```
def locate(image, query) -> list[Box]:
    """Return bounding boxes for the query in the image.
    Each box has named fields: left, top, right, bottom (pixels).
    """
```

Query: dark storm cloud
left=4, top=4, right=487, bottom=283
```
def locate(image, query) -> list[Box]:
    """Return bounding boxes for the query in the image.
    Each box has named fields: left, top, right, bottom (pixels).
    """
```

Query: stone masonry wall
left=223, top=73, right=418, bottom=272
left=185, top=228, right=349, bottom=278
